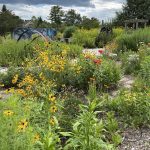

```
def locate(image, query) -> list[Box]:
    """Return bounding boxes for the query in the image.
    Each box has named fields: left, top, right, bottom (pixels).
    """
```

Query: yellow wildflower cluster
left=12, top=74, right=19, bottom=84
left=16, top=89, right=27, bottom=97
left=21, top=74, right=35, bottom=86
left=50, top=117, right=55, bottom=126
left=38, top=51, right=49, bottom=66
left=124, top=91, right=137, bottom=103
left=48, top=55, right=66, bottom=73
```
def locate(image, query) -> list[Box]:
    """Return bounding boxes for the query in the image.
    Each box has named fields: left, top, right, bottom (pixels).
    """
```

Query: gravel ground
left=0, top=89, right=12, bottom=100
left=119, top=128, right=150, bottom=150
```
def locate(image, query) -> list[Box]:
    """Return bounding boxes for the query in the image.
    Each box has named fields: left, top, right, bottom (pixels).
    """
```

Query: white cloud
left=0, top=0, right=124, bottom=21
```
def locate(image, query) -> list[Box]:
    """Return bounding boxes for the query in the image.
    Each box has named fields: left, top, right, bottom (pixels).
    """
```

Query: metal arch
left=12, top=28, right=57, bottom=42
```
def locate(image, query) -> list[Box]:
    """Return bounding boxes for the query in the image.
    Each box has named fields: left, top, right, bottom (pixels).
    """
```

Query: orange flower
left=93, top=59, right=102, bottom=65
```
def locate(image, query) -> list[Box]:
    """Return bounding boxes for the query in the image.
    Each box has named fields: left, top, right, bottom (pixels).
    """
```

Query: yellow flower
left=33, top=133, right=40, bottom=142
left=12, top=74, right=19, bottom=84
left=26, top=85, right=32, bottom=91
left=50, top=105, right=57, bottom=113
left=16, top=89, right=27, bottom=97
left=48, top=94, right=56, bottom=102
left=0, top=83, right=4, bottom=87
left=3, top=110, right=14, bottom=116
left=17, top=119, right=28, bottom=132
left=50, top=117, right=55, bottom=126
left=39, top=72, right=45, bottom=80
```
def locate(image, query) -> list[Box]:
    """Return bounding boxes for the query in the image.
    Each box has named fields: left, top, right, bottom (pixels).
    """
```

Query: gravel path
left=119, top=128, right=150, bottom=150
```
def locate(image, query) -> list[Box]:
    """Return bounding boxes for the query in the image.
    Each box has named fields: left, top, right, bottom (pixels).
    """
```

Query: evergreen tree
left=81, top=16, right=100, bottom=30
left=114, top=0, right=150, bottom=26
left=49, top=5, right=64, bottom=29
left=2, top=4, right=7, bottom=12
left=64, top=9, right=82, bottom=26
left=0, top=5, right=23, bottom=36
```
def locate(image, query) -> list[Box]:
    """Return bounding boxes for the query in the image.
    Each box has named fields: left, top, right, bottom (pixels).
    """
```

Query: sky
left=0, top=0, right=126, bottom=21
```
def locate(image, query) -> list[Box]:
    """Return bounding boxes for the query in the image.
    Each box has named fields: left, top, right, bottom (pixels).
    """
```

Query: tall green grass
left=116, top=27, right=150, bottom=52
left=0, top=39, right=35, bottom=67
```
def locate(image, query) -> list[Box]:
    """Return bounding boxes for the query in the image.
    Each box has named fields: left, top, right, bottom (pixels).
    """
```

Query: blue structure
left=12, top=27, right=57, bottom=41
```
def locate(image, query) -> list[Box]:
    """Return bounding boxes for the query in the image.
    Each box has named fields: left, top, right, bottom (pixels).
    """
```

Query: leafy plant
left=116, top=27, right=150, bottom=52
left=106, top=90, right=150, bottom=127
left=72, top=29, right=99, bottom=48
left=64, top=84, right=114, bottom=150
left=139, top=55, right=150, bottom=85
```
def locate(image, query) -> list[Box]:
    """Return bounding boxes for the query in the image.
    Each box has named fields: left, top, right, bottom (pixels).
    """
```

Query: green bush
left=72, top=29, right=99, bottom=48
left=106, top=90, right=150, bottom=127
left=63, top=26, right=77, bottom=39
left=58, top=57, right=120, bottom=91
left=139, top=56, right=150, bottom=85
left=120, top=51, right=140, bottom=74
left=93, top=59, right=121, bottom=90
left=95, top=32, right=113, bottom=48
left=116, top=27, right=150, bottom=52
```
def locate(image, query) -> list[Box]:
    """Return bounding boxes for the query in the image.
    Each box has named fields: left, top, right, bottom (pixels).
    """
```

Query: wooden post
left=144, top=22, right=147, bottom=28
left=135, top=22, right=138, bottom=29
left=133, top=23, right=135, bottom=29
left=125, top=22, right=127, bottom=29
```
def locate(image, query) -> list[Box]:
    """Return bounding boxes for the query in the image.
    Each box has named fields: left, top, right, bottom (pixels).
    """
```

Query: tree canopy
left=0, top=5, right=23, bottom=36
left=114, top=0, right=150, bottom=26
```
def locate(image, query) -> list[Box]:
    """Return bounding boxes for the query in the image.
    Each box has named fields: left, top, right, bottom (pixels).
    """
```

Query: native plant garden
left=0, top=1, right=150, bottom=150
left=0, top=26, right=150, bottom=150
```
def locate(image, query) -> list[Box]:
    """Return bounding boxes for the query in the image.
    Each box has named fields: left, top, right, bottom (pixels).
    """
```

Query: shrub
left=95, top=32, right=113, bottom=48
left=113, top=28, right=125, bottom=38
left=139, top=56, right=150, bottom=85
left=120, top=51, right=140, bottom=74
left=116, top=27, right=150, bottom=52
left=72, top=29, right=99, bottom=48
left=106, top=90, right=150, bottom=127
left=63, top=26, right=77, bottom=39
left=93, top=59, right=121, bottom=90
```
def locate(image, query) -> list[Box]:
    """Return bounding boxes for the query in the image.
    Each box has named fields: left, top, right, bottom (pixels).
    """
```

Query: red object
left=98, top=49, right=104, bottom=54
left=93, top=59, right=102, bottom=65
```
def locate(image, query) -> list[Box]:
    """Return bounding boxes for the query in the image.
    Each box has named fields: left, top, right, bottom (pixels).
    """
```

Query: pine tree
left=2, top=5, right=7, bottom=12
left=49, top=5, right=64, bottom=29
left=114, top=0, right=150, bottom=26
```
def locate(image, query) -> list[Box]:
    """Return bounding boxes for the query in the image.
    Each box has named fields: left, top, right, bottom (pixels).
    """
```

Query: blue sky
left=0, top=0, right=126, bottom=21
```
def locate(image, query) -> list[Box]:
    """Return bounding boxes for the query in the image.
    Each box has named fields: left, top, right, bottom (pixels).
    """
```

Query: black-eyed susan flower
left=33, top=133, right=40, bottom=142
left=17, top=119, right=28, bottom=132
left=3, top=110, right=14, bottom=116
left=50, top=105, right=57, bottom=113
left=12, top=74, right=19, bottom=84
left=48, top=94, right=56, bottom=102
left=50, top=117, right=55, bottom=126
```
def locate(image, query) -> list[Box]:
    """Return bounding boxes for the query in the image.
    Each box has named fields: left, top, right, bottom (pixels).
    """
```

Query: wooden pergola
left=124, top=19, right=148, bottom=29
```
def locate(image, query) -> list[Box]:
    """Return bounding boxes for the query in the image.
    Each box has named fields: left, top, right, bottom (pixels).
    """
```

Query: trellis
left=124, top=19, right=148, bottom=29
